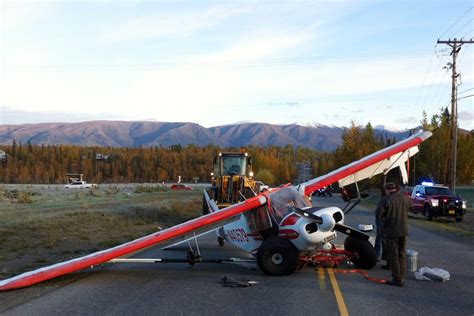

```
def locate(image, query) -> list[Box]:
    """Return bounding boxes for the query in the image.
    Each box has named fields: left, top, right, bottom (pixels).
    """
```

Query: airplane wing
left=0, top=195, right=267, bottom=291
left=298, top=130, right=432, bottom=196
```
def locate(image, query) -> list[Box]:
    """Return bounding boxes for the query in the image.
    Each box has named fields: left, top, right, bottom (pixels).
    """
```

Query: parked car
left=410, top=182, right=467, bottom=222
left=65, top=181, right=97, bottom=189
left=170, top=183, right=193, bottom=190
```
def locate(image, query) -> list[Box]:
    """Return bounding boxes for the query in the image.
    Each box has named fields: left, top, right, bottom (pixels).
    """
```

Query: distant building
left=295, top=162, right=312, bottom=184
left=95, top=153, right=109, bottom=161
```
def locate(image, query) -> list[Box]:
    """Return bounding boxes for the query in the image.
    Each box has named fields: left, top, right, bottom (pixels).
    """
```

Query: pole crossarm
left=437, top=38, right=474, bottom=45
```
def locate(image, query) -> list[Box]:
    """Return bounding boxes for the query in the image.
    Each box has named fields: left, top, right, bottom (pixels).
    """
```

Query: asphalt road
left=1, top=195, right=473, bottom=315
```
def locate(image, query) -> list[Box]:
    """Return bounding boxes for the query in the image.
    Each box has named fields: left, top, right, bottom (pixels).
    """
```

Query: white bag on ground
left=414, top=267, right=450, bottom=282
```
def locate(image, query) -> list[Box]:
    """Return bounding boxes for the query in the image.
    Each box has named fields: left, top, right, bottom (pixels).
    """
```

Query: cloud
left=0, top=106, right=125, bottom=125
left=100, top=4, right=250, bottom=42
left=394, top=116, right=419, bottom=124
left=458, top=110, right=473, bottom=126
left=193, top=29, right=312, bottom=64
left=1, top=1, right=52, bottom=30
left=265, top=101, right=300, bottom=108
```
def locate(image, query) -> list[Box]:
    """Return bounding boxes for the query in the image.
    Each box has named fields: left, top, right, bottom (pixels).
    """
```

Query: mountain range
left=0, top=121, right=410, bottom=152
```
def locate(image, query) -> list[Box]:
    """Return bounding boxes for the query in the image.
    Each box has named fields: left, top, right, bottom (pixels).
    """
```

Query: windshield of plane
left=425, top=187, right=453, bottom=196
left=221, top=155, right=247, bottom=176
left=268, top=186, right=311, bottom=223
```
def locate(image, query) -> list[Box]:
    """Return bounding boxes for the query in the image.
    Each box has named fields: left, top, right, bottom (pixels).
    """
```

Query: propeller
left=293, top=207, right=370, bottom=241
left=292, top=207, right=323, bottom=224
left=332, top=223, right=369, bottom=241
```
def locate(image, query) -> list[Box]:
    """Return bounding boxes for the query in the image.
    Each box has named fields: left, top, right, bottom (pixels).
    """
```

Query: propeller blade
left=334, top=223, right=370, bottom=241
left=293, top=207, right=323, bottom=224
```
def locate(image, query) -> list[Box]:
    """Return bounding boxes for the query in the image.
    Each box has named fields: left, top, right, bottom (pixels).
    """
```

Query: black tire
left=455, top=217, right=463, bottom=222
left=423, top=205, right=433, bottom=221
left=344, top=236, right=377, bottom=270
left=257, top=236, right=300, bottom=276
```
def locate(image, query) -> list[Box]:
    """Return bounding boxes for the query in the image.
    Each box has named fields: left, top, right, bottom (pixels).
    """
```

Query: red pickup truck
left=410, top=183, right=467, bottom=222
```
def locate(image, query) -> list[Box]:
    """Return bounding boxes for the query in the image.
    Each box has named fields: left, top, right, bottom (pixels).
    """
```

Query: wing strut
left=183, top=232, right=203, bottom=266
left=342, top=198, right=362, bottom=215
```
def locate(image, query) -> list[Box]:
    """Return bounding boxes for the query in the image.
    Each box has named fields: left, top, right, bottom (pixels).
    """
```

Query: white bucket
left=406, top=249, right=418, bottom=272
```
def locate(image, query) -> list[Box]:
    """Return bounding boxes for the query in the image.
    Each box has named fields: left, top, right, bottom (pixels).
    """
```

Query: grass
left=0, top=184, right=202, bottom=279
left=134, top=184, right=169, bottom=193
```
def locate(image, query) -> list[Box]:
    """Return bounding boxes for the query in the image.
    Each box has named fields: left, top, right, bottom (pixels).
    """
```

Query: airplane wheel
left=257, top=236, right=299, bottom=276
left=344, top=236, right=377, bottom=270
left=218, top=236, right=225, bottom=246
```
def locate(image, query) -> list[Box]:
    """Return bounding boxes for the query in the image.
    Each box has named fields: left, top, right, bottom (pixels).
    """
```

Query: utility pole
left=436, top=38, right=473, bottom=193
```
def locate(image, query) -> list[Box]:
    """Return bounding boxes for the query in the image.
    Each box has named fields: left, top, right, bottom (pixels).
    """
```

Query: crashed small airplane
left=0, top=130, right=432, bottom=290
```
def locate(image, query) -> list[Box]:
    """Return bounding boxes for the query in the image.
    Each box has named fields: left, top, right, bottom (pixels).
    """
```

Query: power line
left=438, top=6, right=473, bottom=39
left=413, top=49, right=436, bottom=110
left=460, top=28, right=473, bottom=39
left=419, top=54, right=448, bottom=112
left=433, top=83, right=452, bottom=112
left=452, top=18, right=473, bottom=37
left=458, top=87, right=474, bottom=95
left=457, top=94, right=474, bottom=101
left=3, top=51, right=429, bottom=72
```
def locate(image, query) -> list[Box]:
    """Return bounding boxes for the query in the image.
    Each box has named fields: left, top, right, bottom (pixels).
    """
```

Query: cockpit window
left=268, top=186, right=311, bottom=223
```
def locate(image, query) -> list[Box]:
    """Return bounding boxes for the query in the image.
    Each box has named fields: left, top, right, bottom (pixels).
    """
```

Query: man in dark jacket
left=376, top=182, right=412, bottom=286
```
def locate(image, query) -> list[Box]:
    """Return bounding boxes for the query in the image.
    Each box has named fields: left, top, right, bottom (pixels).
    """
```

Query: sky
left=0, top=0, right=473, bottom=131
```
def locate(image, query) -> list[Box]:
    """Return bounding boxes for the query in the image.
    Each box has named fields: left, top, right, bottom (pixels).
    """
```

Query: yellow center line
left=327, top=268, right=349, bottom=316
left=316, top=267, right=326, bottom=290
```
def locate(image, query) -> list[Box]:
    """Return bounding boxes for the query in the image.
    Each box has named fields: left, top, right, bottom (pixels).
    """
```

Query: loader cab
left=214, top=153, right=252, bottom=177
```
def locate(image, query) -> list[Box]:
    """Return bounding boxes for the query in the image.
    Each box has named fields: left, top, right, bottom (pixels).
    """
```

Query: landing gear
left=344, top=236, right=377, bottom=269
left=257, top=236, right=299, bottom=276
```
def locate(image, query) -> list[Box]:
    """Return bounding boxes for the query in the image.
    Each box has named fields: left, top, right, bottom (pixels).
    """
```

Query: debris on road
left=220, top=275, right=259, bottom=287
left=415, top=267, right=450, bottom=282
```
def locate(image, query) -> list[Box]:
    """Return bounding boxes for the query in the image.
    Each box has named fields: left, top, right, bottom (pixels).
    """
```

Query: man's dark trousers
left=383, top=236, right=407, bottom=282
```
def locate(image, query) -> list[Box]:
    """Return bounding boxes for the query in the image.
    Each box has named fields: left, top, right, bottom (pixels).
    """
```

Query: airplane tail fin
left=203, top=190, right=219, bottom=213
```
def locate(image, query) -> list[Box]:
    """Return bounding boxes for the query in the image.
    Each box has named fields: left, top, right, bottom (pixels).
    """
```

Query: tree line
left=0, top=108, right=472, bottom=185
left=0, top=141, right=322, bottom=185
